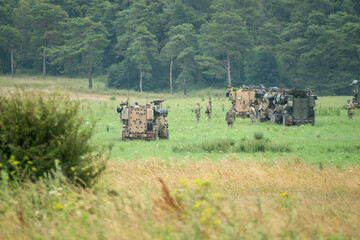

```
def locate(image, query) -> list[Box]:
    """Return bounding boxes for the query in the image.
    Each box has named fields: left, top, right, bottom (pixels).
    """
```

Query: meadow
left=0, top=76, right=359, bottom=239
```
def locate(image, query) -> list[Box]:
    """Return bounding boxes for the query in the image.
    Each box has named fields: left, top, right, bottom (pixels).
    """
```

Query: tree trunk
left=227, top=54, right=231, bottom=88
left=11, top=50, right=14, bottom=78
left=43, top=48, right=46, bottom=78
left=88, top=69, right=92, bottom=89
left=139, top=69, right=143, bottom=92
left=170, top=56, right=173, bottom=95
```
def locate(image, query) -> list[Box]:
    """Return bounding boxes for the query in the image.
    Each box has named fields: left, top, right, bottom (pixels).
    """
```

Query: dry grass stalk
left=153, top=177, right=184, bottom=220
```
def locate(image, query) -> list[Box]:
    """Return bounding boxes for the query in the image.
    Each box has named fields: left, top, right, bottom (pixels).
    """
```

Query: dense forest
left=0, top=0, right=359, bottom=95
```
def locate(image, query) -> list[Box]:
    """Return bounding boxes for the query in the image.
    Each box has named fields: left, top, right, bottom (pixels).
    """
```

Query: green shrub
left=0, top=90, right=105, bottom=187
left=253, top=141, right=266, bottom=152
left=254, top=131, right=264, bottom=140
left=234, top=138, right=291, bottom=153
left=173, top=139, right=235, bottom=153
left=173, top=138, right=290, bottom=154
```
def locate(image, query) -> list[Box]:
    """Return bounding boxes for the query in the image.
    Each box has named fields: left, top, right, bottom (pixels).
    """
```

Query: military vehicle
left=226, top=86, right=265, bottom=118
left=273, top=88, right=317, bottom=126
left=257, top=87, right=279, bottom=122
left=117, top=100, right=169, bottom=141
left=350, top=80, right=359, bottom=108
left=226, top=85, right=317, bottom=125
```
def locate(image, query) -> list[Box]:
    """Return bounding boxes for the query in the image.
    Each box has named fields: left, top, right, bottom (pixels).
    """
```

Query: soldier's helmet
left=135, top=102, right=139, bottom=105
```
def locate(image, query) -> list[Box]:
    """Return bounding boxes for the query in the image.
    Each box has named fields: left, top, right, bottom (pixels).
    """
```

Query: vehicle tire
left=154, top=129, right=158, bottom=140
left=164, top=128, right=169, bottom=140
left=256, top=111, right=261, bottom=121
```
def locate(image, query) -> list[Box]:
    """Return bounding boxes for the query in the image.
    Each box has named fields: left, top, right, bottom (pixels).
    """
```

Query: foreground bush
left=0, top=90, right=105, bottom=187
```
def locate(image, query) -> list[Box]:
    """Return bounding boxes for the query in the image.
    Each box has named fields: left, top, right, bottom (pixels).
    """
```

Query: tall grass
left=0, top=159, right=359, bottom=239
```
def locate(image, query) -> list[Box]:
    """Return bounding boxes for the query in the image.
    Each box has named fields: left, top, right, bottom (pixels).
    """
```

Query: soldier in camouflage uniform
left=206, top=100, right=212, bottom=121
left=249, top=103, right=257, bottom=124
left=195, top=102, right=201, bottom=124
left=156, top=115, right=166, bottom=138
left=347, top=100, right=355, bottom=120
left=226, top=106, right=236, bottom=128
left=155, top=104, right=168, bottom=138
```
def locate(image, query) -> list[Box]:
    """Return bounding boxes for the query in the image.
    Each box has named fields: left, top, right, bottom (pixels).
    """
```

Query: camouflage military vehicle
left=350, top=80, right=359, bottom=108
left=117, top=100, right=169, bottom=141
left=276, top=88, right=317, bottom=126
left=226, top=86, right=265, bottom=118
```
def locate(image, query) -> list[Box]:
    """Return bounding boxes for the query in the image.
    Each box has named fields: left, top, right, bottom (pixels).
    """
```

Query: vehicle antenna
left=127, top=73, right=130, bottom=105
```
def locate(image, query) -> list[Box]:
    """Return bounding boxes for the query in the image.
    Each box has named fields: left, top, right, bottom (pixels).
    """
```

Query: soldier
left=206, top=100, right=212, bottom=121
left=156, top=114, right=166, bottom=138
left=347, top=100, right=355, bottom=120
left=258, top=98, right=269, bottom=121
left=117, top=101, right=124, bottom=114
left=155, top=104, right=168, bottom=139
left=117, top=101, right=126, bottom=118
left=249, top=103, right=256, bottom=124
left=195, top=102, right=201, bottom=124
left=134, top=102, right=140, bottom=108
left=225, top=106, right=236, bottom=128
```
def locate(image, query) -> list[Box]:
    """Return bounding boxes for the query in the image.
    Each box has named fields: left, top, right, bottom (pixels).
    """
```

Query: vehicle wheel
left=164, top=128, right=169, bottom=140
left=154, top=129, right=158, bottom=140
left=256, top=111, right=261, bottom=121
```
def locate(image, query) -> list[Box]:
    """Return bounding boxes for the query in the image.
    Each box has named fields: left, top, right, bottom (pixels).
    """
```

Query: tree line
left=0, top=0, right=359, bottom=95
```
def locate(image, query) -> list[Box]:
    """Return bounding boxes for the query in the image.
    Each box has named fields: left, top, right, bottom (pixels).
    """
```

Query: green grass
left=84, top=92, right=358, bottom=167
left=1, top=75, right=359, bottom=166
left=1, top=76, right=360, bottom=239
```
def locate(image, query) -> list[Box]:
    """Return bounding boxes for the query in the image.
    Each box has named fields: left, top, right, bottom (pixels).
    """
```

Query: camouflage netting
left=289, top=89, right=308, bottom=98
left=154, top=108, right=168, bottom=117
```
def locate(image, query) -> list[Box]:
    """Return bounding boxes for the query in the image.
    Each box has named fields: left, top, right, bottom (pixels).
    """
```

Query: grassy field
left=0, top=75, right=359, bottom=239
left=86, top=94, right=359, bottom=166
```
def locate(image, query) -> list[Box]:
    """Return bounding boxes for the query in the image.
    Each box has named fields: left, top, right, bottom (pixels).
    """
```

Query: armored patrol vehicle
left=226, top=86, right=265, bottom=118
left=117, top=100, right=169, bottom=141
left=275, top=89, right=317, bottom=126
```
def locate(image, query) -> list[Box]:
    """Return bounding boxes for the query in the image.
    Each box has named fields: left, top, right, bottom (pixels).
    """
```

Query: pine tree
left=199, top=8, right=251, bottom=87
left=0, top=25, right=20, bottom=78
left=127, top=24, right=158, bottom=92
left=47, top=17, right=109, bottom=88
